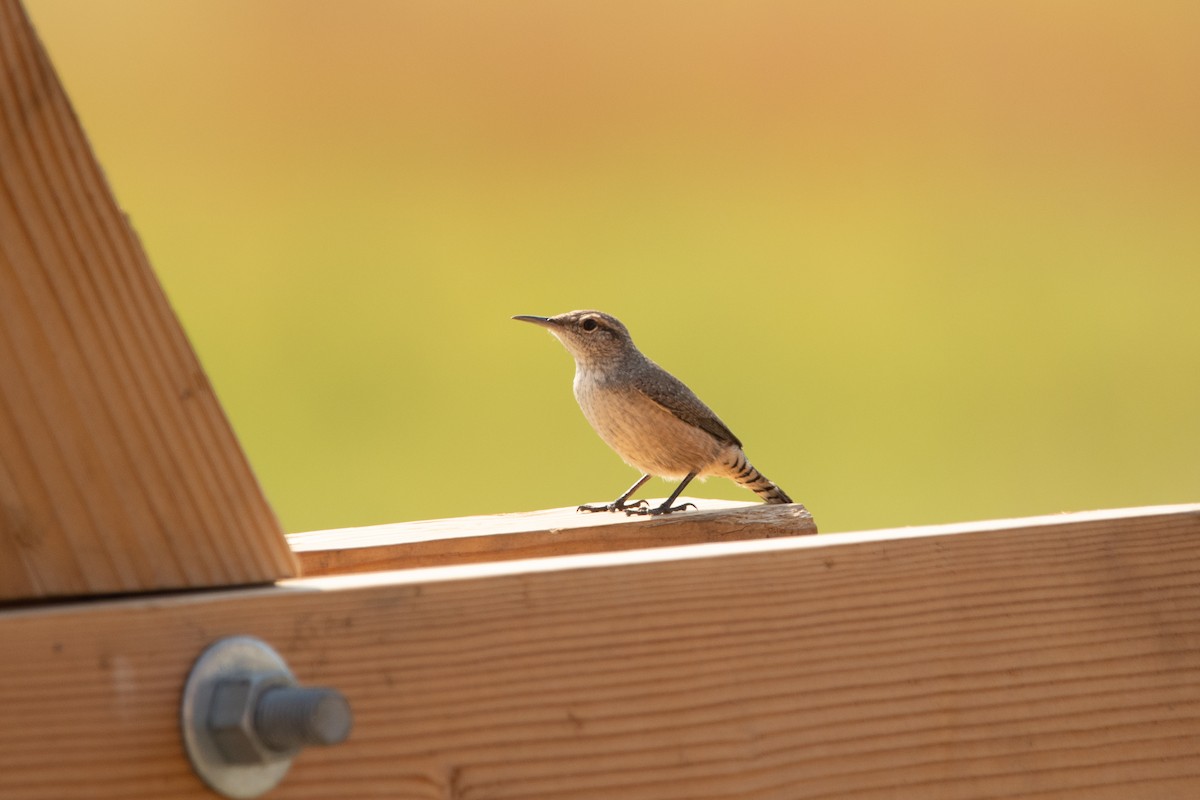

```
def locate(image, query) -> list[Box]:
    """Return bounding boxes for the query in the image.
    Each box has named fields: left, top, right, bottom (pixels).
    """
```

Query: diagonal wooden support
left=0, top=0, right=297, bottom=600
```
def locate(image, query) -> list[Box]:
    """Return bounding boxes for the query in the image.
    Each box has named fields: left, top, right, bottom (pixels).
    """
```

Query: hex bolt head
left=208, top=675, right=293, bottom=765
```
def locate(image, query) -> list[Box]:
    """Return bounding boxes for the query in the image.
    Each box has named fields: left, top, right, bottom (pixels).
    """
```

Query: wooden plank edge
left=2, top=503, right=1185, bottom=613
left=288, top=498, right=817, bottom=576
left=280, top=502, right=1198, bottom=590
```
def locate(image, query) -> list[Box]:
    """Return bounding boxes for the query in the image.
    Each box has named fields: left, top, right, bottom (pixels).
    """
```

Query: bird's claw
left=624, top=502, right=696, bottom=517
left=577, top=498, right=649, bottom=514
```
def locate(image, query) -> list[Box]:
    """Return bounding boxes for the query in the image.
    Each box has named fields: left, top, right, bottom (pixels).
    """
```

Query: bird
left=513, top=310, right=793, bottom=515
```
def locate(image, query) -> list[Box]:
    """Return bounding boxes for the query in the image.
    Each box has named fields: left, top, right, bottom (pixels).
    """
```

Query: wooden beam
left=289, top=498, right=817, bottom=574
left=3, top=504, right=1198, bottom=799
left=0, top=0, right=297, bottom=600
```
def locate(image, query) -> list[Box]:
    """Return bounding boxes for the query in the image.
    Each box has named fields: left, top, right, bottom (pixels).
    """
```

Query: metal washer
left=180, top=636, right=296, bottom=799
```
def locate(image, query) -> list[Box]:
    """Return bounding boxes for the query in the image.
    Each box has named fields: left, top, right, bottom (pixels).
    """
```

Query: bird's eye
left=581, top=318, right=598, bottom=332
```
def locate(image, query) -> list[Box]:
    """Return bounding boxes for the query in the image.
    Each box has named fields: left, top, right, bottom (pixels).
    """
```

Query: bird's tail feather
left=723, top=450, right=793, bottom=505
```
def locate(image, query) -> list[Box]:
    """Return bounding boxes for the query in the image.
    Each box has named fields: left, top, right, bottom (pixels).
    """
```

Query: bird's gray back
left=628, top=359, right=742, bottom=449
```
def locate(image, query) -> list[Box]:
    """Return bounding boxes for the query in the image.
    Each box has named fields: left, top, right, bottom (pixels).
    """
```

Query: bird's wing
left=630, top=364, right=743, bottom=448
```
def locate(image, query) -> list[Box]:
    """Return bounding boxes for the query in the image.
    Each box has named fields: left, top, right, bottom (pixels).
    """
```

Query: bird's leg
left=578, top=474, right=651, bottom=513
left=626, top=472, right=698, bottom=516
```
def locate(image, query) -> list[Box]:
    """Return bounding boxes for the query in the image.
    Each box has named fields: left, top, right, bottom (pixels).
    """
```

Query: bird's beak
left=512, top=315, right=557, bottom=328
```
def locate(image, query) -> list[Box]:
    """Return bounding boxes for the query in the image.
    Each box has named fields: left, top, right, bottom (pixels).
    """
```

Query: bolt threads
left=255, top=686, right=353, bottom=753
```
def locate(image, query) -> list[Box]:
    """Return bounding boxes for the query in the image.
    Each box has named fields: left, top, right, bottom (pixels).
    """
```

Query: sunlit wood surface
left=3, top=505, right=1197, bottom=798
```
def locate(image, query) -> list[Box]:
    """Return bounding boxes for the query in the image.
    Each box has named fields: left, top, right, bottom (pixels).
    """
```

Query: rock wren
left=514, top=310, right=793, bottom=515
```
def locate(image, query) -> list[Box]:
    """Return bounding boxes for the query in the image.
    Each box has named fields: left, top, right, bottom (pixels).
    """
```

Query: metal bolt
left=181, top=636, right=354, bottom=799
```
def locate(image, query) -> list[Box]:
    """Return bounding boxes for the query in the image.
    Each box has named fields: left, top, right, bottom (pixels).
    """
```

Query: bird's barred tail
left=724, top=450, right=792, bottom=505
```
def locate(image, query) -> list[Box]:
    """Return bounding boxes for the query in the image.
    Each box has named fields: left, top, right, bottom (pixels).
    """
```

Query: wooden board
left=289, top=498, right=817, bottom=574
left=2, top=504, right=1198, bottom=799
left=0, top=0, right=297, bottom=600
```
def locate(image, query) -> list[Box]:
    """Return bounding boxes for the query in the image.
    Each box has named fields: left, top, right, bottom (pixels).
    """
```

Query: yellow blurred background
left=25, top=1, right=1200, bottom=533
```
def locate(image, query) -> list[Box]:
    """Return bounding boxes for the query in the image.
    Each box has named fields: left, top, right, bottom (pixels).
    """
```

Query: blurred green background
left=25, top=1, right=1199, bottom=534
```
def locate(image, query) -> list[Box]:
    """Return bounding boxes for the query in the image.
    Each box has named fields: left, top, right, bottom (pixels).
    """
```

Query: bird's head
left=512, top=310, right=636, bottom=367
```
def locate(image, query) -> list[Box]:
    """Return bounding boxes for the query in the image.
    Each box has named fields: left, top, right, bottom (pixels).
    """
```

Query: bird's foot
left=577, top=498, right=649, bottom=513
left=624, top=502, right=696, bottom=517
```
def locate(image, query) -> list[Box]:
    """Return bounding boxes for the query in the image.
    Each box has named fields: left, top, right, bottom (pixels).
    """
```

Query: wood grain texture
left=289, top=498, right=817, bottom=575
left=0, top=0, right=297, bottom=600
left=3, top=505, right=1199, bottom=799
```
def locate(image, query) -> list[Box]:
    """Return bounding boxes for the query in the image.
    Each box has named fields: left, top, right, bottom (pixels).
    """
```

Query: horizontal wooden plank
left=2, top=504, right=1199, bottom=799
left=289, top=498, right=817, bottom=575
